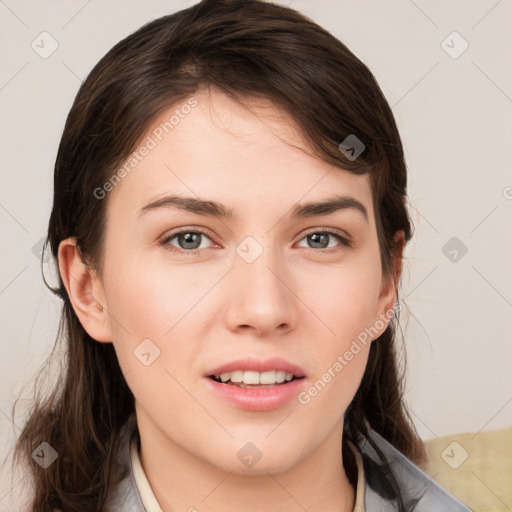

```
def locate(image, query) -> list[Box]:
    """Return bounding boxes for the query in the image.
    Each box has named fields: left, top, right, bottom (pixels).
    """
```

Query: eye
left=296, top=229, right=352, bottom=251
left=160, top=227, right=353, bottom=255
left=161, top=228, right=215, bottom=253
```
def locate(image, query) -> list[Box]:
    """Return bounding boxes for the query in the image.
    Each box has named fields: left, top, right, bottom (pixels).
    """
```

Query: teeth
left=230, top=370, right=244, bottom=383
left=214, top=370, right=298, bottom=385
left=243, top=370, right=260, bottom=385
left=259, top=370, right=276, bottom=385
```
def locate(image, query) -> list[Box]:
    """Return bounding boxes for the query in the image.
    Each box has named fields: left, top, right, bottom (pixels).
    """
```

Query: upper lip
left=205, top=357, right=306, bottom=378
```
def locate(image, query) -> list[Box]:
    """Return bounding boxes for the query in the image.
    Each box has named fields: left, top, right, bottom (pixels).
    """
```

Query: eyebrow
left=138, top=194, right=369, bottom=223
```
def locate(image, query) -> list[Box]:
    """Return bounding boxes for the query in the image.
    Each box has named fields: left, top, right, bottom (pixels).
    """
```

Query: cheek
left=104, top=263, right=205, bottom=425
left=294, top=250, right=382, bottom=341
left=101, top=250, right=202, bottom=378
left=293, top=253, right=381, bottom=406
left=104, top=243, right=208, bottom=336
left=296, top=286, right=375, bottom=429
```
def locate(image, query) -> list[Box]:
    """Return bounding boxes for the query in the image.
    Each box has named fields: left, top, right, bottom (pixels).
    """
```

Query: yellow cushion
left=419, top=427, right=512, bottom=512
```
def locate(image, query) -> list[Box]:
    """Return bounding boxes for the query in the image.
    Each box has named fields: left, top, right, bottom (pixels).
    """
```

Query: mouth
left=208, top=370, right=305, bottom=388
left=204, top=357, right=307, bottom=411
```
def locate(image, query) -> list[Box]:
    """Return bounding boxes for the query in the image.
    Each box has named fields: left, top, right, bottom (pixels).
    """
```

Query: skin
left=58, top=87, right=403, bottom=512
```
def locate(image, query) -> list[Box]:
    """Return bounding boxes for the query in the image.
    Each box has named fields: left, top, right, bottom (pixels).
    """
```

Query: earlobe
left=57, top=237, right=112, bottom=343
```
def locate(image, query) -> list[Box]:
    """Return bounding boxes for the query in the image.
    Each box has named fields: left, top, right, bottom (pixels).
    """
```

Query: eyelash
left=160, top=227, right=353, bottom=255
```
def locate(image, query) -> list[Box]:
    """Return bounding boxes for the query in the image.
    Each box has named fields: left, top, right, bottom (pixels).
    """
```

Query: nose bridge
left=236, top=234, right=287, bottom=295
left=228, top=234, right=294, bottom=332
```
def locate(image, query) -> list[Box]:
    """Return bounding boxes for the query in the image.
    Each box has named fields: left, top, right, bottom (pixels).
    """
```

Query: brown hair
left=9, top=0, right=425, bottom=510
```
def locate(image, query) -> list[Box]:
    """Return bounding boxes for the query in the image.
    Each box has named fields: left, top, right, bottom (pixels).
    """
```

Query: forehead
left=106, top=88, right=375, bottom=223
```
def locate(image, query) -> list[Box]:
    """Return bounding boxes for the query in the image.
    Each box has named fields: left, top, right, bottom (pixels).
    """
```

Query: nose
left=225, top=240, right=297, bottom=337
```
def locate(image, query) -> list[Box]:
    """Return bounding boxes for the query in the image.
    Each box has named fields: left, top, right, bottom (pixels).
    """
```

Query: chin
left=225, top=454, right=300, bottom=476
left=202, top=436, right=306, bottom=476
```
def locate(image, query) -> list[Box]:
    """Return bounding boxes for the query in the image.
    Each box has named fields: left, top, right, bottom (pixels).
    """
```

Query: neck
left=136, top=412, right=356, bottom=512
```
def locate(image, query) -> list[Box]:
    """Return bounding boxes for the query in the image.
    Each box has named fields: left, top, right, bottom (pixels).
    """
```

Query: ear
left=57, top=237, right=112, bottom=343
left=372, top=230, right=405, bottom=338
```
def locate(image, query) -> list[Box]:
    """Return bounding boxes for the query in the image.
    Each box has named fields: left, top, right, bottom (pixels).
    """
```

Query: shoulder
left=355, top=428, right=473, bottom=511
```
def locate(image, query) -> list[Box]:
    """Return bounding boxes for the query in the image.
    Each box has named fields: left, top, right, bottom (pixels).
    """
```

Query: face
left=73, top=88, right=397, bottom=474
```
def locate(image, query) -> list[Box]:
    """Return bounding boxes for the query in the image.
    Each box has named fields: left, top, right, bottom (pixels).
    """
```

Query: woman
left=11, top=0, right=472, bottom=510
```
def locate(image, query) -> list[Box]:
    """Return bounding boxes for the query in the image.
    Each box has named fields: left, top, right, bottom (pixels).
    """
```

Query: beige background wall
left=1, top=0, right=511, bottom=506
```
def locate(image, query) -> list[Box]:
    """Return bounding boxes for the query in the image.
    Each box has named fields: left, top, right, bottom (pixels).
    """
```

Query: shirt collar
left=130, top=434, right=164, bottom=512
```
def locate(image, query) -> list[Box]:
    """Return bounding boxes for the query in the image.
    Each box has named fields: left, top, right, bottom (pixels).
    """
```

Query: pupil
left=180, top=232, right=201, bottom=249
left=309, top=233, right=328, bottom=249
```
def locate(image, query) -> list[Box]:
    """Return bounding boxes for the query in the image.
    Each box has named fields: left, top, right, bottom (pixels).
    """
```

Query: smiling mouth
left=208, top=370, right=304, bottom=388
left=209, top=376, right=304, bottom=388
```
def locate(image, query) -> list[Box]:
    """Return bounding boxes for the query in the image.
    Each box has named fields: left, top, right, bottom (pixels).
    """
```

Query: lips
left=204, top=357, right=307, bottom=411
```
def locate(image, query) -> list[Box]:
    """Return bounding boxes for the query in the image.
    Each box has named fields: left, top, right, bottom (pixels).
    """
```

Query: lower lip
left=204, top=377, right=306, bottom=411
